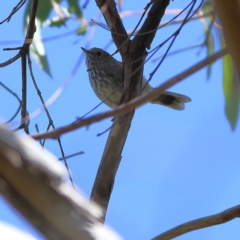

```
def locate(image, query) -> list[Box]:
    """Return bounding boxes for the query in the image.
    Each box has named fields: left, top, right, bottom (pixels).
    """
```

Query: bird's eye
left=96, top=51, right=102, bottom=56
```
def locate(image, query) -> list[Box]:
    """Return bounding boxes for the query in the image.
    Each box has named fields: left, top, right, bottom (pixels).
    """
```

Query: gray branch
left=0, top=124, right=122, bottom=240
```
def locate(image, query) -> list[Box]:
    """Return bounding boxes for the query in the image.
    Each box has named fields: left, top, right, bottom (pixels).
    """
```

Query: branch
left=27, top=54, right=75, bottom=188
left=132, top=0, right=170, bottom=50
left=0, top=82, right=21, bottom=123
left=0, top=0, right=26, bottom=24
left=88, top=0, right=172, bottom=221
left=152, top=205, right=240, bottom=240
left=31, top=47, right=228, bottom=141
left=214, top=0, right=240, bottom=80
left=0, top=0, right=37, bottom=69
left=0, top=124, right=122, bottom=240
left=95, top=0, right=129, bottom=55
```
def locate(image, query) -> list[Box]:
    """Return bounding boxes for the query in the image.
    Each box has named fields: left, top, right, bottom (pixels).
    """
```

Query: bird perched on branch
left=82, top=47, right=191, bottom=110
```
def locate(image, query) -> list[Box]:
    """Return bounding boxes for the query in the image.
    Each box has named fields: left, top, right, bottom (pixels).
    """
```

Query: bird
left=82, top=47, right=191, bottom=110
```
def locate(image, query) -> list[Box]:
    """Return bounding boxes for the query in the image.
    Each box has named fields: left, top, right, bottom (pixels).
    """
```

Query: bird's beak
left=81, top=47, right=90, bottom=55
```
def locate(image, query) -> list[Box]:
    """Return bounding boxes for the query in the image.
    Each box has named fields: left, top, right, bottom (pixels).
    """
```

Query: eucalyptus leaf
left=222, top=38, right=240, bottom=130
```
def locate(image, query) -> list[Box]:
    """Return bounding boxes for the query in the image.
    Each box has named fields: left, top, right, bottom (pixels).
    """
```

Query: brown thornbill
left=82, top=47, right=191, bottom=110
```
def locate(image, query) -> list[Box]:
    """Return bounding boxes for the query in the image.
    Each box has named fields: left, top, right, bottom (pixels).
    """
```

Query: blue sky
left=0, top=0, right=240, bottom=239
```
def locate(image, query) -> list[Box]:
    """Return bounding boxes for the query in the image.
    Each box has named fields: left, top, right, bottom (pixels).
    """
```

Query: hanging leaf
left=76, top=19, right=88, bottom=35
left=24, top=0, right=61, bottom=26
left=24, top=0, right=84, bottom=75
left=201, top=21, right=215, bottom=79
left=67, top=0, right=83, bottom=18
left=30, top=19, right=52, bottom=77
left=201, top=0, right=214, bottom=21
left=222, top=38, right=240, bottom=130
left=24, top=0, right=57, bottom=76
left=46, top=17, right=68, bottom=27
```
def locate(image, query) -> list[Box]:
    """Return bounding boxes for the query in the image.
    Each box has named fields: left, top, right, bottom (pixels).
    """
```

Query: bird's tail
left=150, top=91, right=191, bottom=110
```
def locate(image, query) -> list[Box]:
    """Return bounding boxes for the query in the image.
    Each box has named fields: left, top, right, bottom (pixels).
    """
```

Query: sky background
left=0, top=0, right=240, bottom=239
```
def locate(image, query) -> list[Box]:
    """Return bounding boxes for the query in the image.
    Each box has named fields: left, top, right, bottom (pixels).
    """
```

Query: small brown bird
left=82, top=47, right=191, bottom=110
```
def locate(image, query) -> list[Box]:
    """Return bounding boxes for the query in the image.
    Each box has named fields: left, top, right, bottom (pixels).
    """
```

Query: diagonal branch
left=95, top=0, right=129, bottom=55
left=0, top=125, right=122, bottom=240
left=152, top=205, right=240, bottom=240
left=31, top=47, right=228, bottom=140
left=132, top=0, right=170, bottom=51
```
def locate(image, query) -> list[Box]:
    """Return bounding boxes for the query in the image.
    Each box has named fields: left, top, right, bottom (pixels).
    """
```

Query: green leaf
left=201, top=0, right=214, bottom=21
left=201, top=20, right=215, bottom=79
left=30, top=19, right=52, bottom=77
left=24, top=0, right=55, bottom=76
left=24, top=0, right=57, bottom=27
left=76, top=20, right=88, bottom=35
left=47, top=17, right=68, bottom=27
left=222, top=38, right=240, bottom=130
left=24, top=0, right=84, bottom=75
left=67, top=0, right=83, bottom=18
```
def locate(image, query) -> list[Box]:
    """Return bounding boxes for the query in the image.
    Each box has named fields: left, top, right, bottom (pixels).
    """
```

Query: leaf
left=222, top=38, right=240, bottom=130
left=24, top=0, right=55, bottom=76
left=24, top=0, right=56, bottom=26
left=67, top=0, right=83, bottom=18
left=201, top=0, right=214, bottom=21
left=201, top=21, right=215, bottom=79
left=76, top=19, right=88, bottom=35
left=30, top=19, right=52, bottom=77
left=47, top=17, right=68, bottom=27
left=23, top=0, right=84, bottom=75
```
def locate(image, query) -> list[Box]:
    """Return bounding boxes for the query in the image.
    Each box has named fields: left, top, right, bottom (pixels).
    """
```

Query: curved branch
left=152, top=205, right=240, bottom=240
left=0, top=53, right=21, bottom=68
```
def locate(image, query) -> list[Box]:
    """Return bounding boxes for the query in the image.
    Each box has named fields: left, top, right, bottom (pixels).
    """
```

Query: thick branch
left=0, top=125, right=122, bottom=240
left=214, top=0, right=240, bottom=80
left=152, top=205, right=240, bottom=240
left=132, top=0, right=170, bottom=51
left=90, top=0, right=171, bottom=221
left=95, top=0, right=129, bottom=55
left=90, top=113, right=133, bottom=222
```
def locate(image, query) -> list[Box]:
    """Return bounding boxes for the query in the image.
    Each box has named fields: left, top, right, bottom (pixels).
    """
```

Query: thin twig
left=42, top=123, right=51, bottom=147
left=58, top=151, right=84, bottom=161
left=91, top=9, right=212, bottom=38
left=0, top=0, right=26, bottom=24
left=146, top=0, right=202, bottom=85
left=3, top=47, right=22, bottom=51
left=15, top=10, right=102, bottom=127
left=0, top=53, right=21, bottom=68
left=20, top=53, right=29, bottom=133
left=0, top=82, right=22, bottom=123
left=34, top=124, right=43, bottom=146
left=27, top=53, right=75, bottom=189
left=152, top=43, right=204, bottom=62
left=1, top=0, right=38, bottom=131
